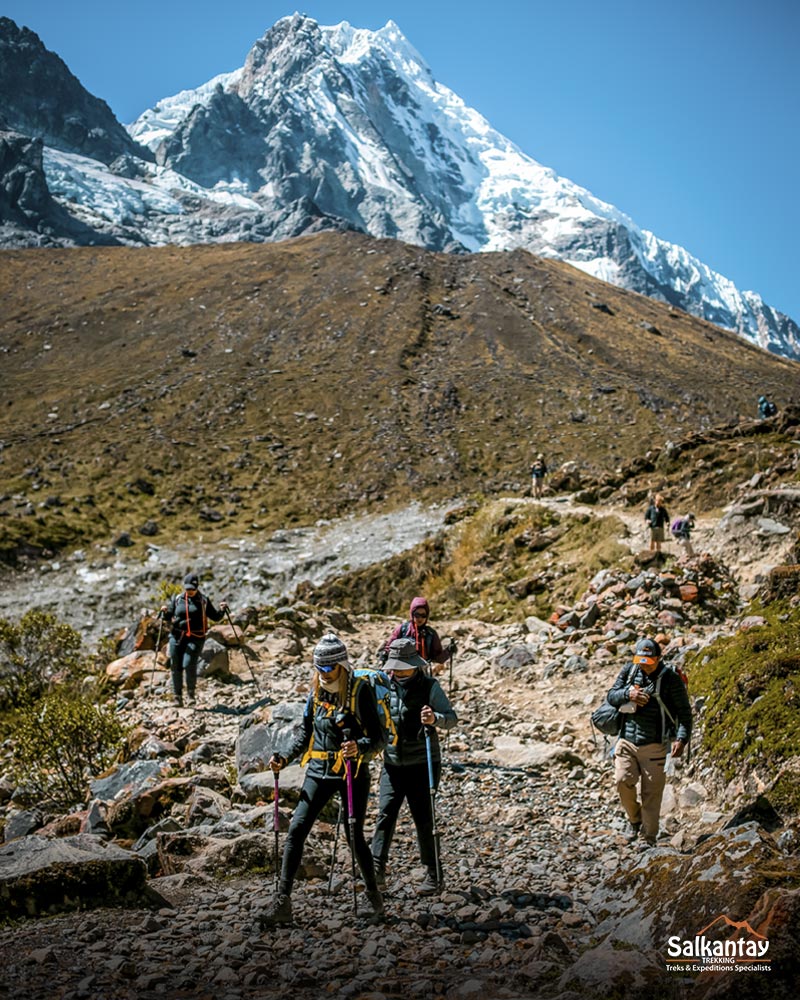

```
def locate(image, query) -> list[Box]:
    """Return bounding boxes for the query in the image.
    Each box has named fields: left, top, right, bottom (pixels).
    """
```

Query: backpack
left=670, top=517, right=687, bottom=537
left=350, top=667, right=397, bottom=752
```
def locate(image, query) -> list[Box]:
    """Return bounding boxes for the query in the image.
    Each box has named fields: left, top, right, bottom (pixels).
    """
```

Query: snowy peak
left=1, top=15, right=798, bottom=360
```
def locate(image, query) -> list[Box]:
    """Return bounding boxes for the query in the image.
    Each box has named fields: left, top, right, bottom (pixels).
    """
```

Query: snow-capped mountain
left=1, top=14, right=798, bottom=358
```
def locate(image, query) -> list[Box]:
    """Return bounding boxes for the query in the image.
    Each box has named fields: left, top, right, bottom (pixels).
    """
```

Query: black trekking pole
left=150, top=611, right=164, bottom=695
left=326, top=801, right=343, bottom=895
left=272, top=769, right=280, bottom=894
left=424, top=725, right=443, bottom=887
left=223, top=607, right=260, bottom=691
left=343, top=729, right=359, bottom=917
left=445, top=646, right=454, bottom=754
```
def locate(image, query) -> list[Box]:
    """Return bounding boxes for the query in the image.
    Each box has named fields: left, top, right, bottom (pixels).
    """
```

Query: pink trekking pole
left=343, top=729, right=358, bottom=917
left=272, top=770, right=280, bottom=893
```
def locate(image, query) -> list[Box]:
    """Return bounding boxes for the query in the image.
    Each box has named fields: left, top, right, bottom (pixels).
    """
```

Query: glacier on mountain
left=2, top=12, right=797, bottom=358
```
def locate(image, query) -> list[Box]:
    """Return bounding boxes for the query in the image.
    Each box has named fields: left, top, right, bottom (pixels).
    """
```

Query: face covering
left=393, top=672, right=417, bottom=686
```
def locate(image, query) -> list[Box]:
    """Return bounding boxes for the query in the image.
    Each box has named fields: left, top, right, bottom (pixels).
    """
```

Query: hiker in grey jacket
left=371, top=637, right=457, bottom=897
left=606, top=636, right=692, bottom=847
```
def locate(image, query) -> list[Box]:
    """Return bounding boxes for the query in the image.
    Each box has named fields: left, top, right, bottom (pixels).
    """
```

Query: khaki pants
left=614, top=738, right=668, bottom=838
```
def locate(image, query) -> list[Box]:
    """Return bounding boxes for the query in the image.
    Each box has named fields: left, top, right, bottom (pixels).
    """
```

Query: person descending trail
left=644, top=494, right=670, bottom=554
left=259, top=633, right=386, bottom=928
left=530, top=452, right=548, bottom=498
left=380, top=597, right=455, bottom=677
left=606, top=636, right=692, bottom=847
left=160, top=573, right=227, bottom=707
left=371, top=638, right=457, bottom=896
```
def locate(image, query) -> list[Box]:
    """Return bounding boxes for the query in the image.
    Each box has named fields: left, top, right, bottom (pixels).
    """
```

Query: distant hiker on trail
left=380, top=597, right=455, bottom=676
left=259, top=633, right=386, bottom=928
left=160, top=573, right=227, bottom=707
left=758, top=395, right=778, bottom=419
left=371, top=637, right=458, bottom=897
left=606, top=636, right=692, bottom=847
left=644, top=494, right=670, bottom=553
left=671, top=513, right=696, bottom=560
left=530, top=453, right=548, bottom=498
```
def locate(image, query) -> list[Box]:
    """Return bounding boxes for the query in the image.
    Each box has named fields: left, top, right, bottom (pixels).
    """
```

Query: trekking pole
left=272, top=769, right=280, bottom=894
left=445, top=646, right=454, bottom=754
left=150, top=611, right=164, bottom=695
left=326, top=801, right=343, bottom=895
left=223, top=607, right=260, bottom=691
left=343, top=729, right=359, bottom=917
left=424, top=725, right=442, bottom=887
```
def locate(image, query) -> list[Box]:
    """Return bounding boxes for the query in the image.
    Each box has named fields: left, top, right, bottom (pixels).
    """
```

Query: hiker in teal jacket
left=371, top=637, right=457, bottom=896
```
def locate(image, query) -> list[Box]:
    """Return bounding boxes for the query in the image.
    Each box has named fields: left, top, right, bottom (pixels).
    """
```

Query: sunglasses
left=315, top=662, right=340, bottom=673
left=634, top=655, right=658, bottom=667
left=412, top=611, right=428, bottom=618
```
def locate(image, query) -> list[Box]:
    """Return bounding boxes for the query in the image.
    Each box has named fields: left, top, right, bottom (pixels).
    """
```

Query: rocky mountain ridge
left=0, top=15, right=798, bottom=358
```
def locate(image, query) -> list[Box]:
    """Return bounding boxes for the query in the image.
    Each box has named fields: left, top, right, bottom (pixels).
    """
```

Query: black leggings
left=279, top=766, right=376, bottom=895
left=371, top=759, right=440, bottom=870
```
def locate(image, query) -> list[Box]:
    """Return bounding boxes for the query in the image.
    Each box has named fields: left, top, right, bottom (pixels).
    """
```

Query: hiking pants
left=372, top=759, right=440, bottom=871
left=278, top=767, right=375, bottom=896
left=614, top=738, right=668, bottom=839
left=168, top=635, right=204, bottom=698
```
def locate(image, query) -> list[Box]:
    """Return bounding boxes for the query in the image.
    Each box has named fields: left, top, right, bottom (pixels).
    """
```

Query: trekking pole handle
left=273, top=770, right=280, bottom=831
left=424, top=725, right=435, bottom=790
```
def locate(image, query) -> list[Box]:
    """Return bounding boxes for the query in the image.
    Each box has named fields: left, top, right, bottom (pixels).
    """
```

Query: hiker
left=160, top=573, right=227, bottom=707
left=259, top=633, right=386, bottom=927
left=530, top=452, right=548, bottom=498
left=758, top=395, right=778, bottom=419
left=644, top=493, right=670, bottom=553
left=371, top=637, right=458, bottom=896
left=671, top=513, right=696, bottom=560
left=606, top=636, right=692, bottom=847
left=380, top=597, right=454, bottom=675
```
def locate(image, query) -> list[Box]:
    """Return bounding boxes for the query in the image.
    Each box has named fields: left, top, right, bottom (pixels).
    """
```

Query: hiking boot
left=373, top=860, right=387, bottom=892
left=173, top=694, right=184, bottom=707
left=625, top=821, right=641, bottom=843
left=640, top=833, right=657, bottom=848
left=365, top=888, right=385, bottom=921
left=186, top=693, right=197, bottom=706
left=258, top=893, right=293, bottom=928
left=417, top=867, right=441, bottom=897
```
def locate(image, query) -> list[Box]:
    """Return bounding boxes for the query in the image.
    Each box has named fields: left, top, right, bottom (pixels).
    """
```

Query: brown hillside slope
left=1, top=232, right=798, bottom=560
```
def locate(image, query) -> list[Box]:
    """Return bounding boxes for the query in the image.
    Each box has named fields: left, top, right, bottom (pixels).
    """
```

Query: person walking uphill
left=644, top=494, right=670, bottom=553
left=372, top=638, right=457, bottom=896
left=381, top=597, right=454, bottom=676
left=260, top=634, right=386, bottom=928
left=606, top=636, right=692, bottom=847
left=160, top=573, right=227, bottom=707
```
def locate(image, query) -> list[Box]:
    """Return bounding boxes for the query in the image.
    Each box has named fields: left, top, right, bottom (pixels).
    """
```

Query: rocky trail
left=2, top=485, right=799, bottom=1000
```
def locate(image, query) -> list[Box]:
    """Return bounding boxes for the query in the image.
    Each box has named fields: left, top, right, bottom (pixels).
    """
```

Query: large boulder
left=0, top=834, right=163, bottom=919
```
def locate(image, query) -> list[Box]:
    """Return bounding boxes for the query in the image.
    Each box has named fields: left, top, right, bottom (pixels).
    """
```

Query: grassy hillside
left=2, top=232, right=798, bottom=562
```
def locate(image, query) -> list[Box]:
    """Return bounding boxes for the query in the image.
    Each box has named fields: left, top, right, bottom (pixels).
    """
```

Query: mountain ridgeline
left=0, top=14, right=798, bottom=359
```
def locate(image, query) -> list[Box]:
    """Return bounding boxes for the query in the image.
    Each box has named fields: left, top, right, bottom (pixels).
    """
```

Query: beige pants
left=614, top=738, right=668, bottom=838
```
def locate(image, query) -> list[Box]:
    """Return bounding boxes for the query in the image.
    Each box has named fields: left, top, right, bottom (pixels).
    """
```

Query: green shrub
left=11, top=690, right=126, bottom=808
left=0, top=610, right=86, bottom=709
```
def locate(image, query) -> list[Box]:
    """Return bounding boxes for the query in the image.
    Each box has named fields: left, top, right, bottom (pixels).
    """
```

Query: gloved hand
left=447, top=640, right=457, bottom=656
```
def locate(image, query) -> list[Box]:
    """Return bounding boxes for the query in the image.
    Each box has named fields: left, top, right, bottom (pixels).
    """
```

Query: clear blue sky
left=4, top=0, right=799, bottom=324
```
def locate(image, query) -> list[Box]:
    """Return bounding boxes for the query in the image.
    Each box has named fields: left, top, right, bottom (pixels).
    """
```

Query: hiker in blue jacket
left=606, top=636, right=692, bottom=847
left=371, top=637, right=457, bottom=896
